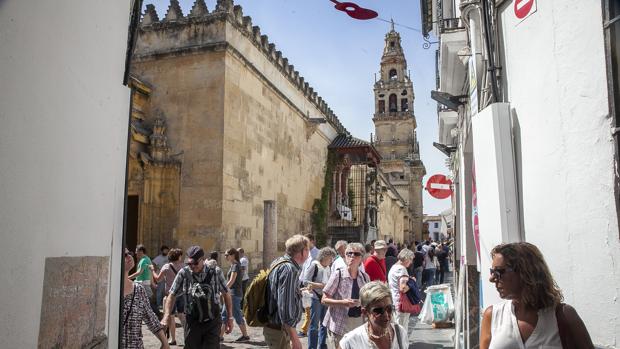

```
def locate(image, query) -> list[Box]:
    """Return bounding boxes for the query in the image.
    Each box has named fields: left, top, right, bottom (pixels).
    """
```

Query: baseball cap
left=186, top=246, right=204, bottom=262
left=374, top=240, right=388, bottom=250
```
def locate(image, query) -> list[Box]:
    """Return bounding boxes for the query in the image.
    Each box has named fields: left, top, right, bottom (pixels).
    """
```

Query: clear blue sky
left=146, top=0, right=451, bottom=215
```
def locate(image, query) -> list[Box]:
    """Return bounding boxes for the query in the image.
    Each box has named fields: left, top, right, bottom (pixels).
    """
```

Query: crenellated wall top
left=137, top=0, right=348, bottom=135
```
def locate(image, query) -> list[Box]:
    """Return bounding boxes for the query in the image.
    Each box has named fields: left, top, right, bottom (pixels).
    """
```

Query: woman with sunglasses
left=339, top=281, right=408, bottom=349
left=322, top=242, right=369, bottom=349
left=480, top=242, right=594, bottom=349
left=220, top=248, right=250, bottom=342
left=122, top=249, right=169, bottom=349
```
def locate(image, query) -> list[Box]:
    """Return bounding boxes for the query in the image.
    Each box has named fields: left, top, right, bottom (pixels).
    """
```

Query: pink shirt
left=322, top=267, right=369, bottom=336
left=160, top=261, right=184, bottom=294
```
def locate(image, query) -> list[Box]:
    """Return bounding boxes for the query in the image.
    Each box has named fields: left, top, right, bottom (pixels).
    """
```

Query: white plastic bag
left=418, top=297, right=433, bottom=324
left=418, top=283, right=454, bottom=324
left=302, top=289, right=313, bottom=308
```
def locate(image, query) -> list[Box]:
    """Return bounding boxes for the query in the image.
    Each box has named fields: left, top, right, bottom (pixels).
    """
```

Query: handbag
left=398, top=291, right=421, bottom=315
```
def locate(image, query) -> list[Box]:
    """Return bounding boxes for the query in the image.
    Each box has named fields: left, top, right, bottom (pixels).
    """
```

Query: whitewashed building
left=0, top=1, right=134, bottom=347
left=422, top=0, right=620, bottom=347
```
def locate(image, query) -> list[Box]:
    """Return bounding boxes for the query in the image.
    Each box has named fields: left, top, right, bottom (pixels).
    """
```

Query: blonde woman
left=339, top=281, right=408, bottom=349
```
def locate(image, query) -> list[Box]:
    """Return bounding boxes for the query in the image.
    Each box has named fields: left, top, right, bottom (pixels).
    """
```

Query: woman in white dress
left=480, top=242, right=594, bottom=349
left=339, top=281, right=408, bottom=349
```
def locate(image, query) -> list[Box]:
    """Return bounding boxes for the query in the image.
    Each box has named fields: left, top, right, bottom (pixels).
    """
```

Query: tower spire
left=391, top=18, right=395, bottom=31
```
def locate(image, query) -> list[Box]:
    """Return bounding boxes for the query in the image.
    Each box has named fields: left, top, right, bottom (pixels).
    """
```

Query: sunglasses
left=489, top=267, right=514, bottom=280
left=124, top=251, right=134, bottom=257
left=187, top=260, right=201, bottom=266
left=346, top=251, right=363, bottom=257
left=369, top=304, right=394, bottom=316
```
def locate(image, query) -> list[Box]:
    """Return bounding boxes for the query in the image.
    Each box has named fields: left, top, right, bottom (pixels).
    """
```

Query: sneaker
left=297, top=331, right=307, bottom=338
left=235, top=335, right=250, bottom=342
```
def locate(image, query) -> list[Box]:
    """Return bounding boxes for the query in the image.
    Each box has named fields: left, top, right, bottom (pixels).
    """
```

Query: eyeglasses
left=489, top=267, right=514, bottom=280
left=369, top=304, right=394, bottom=316
left=187, top=260, right=200, bottom=266
left=346, top=251, right=363, bottom=257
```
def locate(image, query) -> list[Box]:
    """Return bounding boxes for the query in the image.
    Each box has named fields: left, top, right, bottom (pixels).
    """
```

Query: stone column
left=263, top=200, right=277, bottom=269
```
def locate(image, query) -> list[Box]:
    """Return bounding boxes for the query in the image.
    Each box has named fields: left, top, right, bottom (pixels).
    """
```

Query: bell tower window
left=389, top=94, right=397, bottom=112
left=401, top=98, right=408, bottom=111
left=389, top=69, right=397, bottom=80
left=378, top=100, right=385, bottom=113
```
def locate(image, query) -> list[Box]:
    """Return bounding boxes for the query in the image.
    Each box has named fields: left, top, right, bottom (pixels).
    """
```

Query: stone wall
left=377, top=172, right=407, bottom=243
left=131, top=0, right=341, bottom=270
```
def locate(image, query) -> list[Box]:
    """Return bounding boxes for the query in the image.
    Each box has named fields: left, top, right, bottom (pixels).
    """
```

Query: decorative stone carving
left=142, top=4, right=159, bottom=26
left=189, top=0, right=208, bottom=18
left=164, top=0, right=184, bottom=22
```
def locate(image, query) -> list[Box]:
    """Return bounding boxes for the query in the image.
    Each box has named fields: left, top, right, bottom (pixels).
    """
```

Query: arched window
left=401, top=98, right=408, bottom=111
left=389, top=69, right=397, bottom=80
left=389, top=94, right=397, bottom=112
left=378, top=100, right=385, bottom=113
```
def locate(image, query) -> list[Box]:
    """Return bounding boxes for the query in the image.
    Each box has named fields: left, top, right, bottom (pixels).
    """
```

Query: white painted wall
left=498, top=0, right=620, bottom=346
left=0, top=1, right=130, bottom=347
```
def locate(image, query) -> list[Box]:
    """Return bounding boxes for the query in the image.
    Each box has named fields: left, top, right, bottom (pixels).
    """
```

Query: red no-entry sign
left=426, top=174, right=453, bottom=199
left=514, top=0, right=536, bottom=20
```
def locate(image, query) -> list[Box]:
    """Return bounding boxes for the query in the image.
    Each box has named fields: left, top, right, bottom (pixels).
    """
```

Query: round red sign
left=426, top=174, right=453, bottom=199
left=514, top=0, right=535, bottom=19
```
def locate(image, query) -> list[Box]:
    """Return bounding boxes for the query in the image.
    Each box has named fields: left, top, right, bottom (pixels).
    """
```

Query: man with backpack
left=263, top=234, right=310, bottom=349
left=161, top=246, right=233, bottom=348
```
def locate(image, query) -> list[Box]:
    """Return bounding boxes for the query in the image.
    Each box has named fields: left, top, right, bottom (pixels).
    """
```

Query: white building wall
left=0, top=1, right=129, bottom=347
left=498, top=0, right=620, bottom=346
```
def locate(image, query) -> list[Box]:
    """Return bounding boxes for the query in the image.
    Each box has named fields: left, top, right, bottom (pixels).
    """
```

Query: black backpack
left=186, top=267, right=217, bottom=323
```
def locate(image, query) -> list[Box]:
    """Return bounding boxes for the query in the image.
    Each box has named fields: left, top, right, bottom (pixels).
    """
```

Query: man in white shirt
left=298, top=233, right=320, bottom=337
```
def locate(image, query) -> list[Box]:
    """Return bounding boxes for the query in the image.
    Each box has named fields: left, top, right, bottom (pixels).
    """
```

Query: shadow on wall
left=510, top=108, right=525, bottom=241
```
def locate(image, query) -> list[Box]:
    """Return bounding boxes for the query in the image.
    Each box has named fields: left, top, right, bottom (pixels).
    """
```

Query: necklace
left=367, top=322, right=390, bottom=339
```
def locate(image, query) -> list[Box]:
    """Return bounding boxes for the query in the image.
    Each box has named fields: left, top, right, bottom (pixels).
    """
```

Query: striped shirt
left=266, top=255, right=303, bottom=328
left=168, top=265, right=229, bottom=312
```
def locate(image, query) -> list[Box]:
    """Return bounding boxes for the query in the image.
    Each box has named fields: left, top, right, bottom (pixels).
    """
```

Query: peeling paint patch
left=38, top=256, right=109, bottom=349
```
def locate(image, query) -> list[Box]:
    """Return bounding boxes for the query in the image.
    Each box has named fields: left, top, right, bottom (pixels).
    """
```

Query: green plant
left=312, top=151, right=337, bottom=247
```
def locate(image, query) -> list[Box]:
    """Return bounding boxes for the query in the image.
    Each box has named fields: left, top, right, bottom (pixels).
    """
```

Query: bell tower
left=372, top=25, right=426, bottom=241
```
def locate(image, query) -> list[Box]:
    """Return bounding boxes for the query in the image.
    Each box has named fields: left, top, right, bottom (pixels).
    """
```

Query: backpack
left=186, top=267, right=217, bottom=323
left=243, top=259, right=291, bottom=327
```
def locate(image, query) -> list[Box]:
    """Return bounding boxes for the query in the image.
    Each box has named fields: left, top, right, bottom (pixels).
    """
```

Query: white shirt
left=300, top=246, right=320, bottom=281
left=239, top=256, right=249, bottom=281
left=387, top=264, right=408, bottom=308
left=152, top=254, right=168, bottom=269
left=489, top=300, right=562, bottom=349
left=340, top=323, right=408, bottom=349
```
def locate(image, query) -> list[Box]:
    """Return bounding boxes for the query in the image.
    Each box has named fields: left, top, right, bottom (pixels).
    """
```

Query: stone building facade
left=372, top=26, right=426, bottom=242
left=130, top=0, right=344, bottom=269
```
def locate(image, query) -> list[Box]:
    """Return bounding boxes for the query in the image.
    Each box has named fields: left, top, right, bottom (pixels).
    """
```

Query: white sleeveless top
left=489, top=300, right=562, bottom=349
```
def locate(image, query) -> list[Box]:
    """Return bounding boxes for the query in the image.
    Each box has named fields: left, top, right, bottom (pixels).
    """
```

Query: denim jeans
left=221, top=294, right=245, bottom=325
left=308, top=297, right=327, bottom=349
left=414, top=266, right=423, bottom=289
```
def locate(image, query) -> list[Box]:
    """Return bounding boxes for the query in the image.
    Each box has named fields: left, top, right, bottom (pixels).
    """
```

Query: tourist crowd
left=121, top=235, right=593, bottom=349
